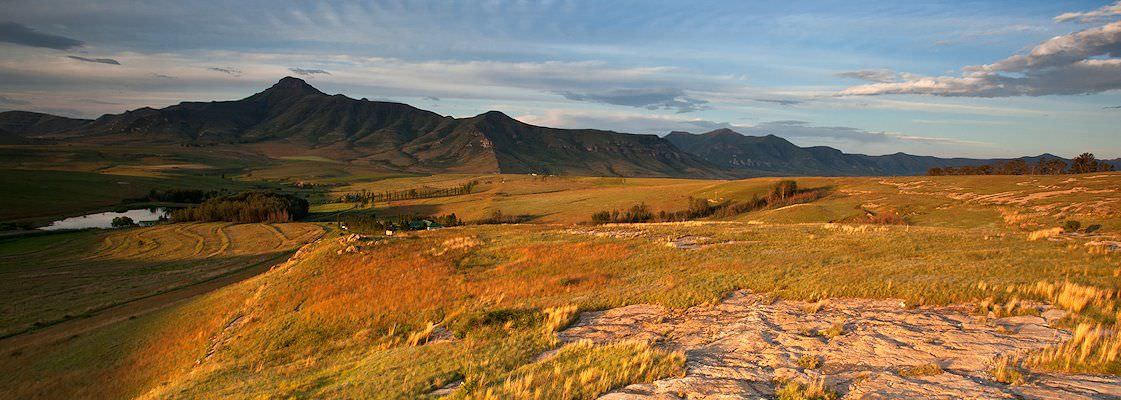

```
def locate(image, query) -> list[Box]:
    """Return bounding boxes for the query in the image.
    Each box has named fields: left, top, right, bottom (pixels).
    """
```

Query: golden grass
left=1028, top=227, right=1063, bottom=241
left=463, top=340, right=684, bottom=400
left=1029, top=323, right=1121, bottom=374
left=898, top=363, right=944, bottom=378
left=992, top=355, right=1027, bottom=385
left=775, top=377, right=838, bottom=400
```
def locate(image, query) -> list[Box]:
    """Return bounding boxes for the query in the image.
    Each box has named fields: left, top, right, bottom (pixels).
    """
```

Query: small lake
left=39, top=208, right=171, bottom=231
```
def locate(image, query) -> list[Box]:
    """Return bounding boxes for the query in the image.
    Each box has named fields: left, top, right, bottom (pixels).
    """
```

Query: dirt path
left=558, top=291, right=1121, bottom=399
left=0, top=249, right=296, bottom=353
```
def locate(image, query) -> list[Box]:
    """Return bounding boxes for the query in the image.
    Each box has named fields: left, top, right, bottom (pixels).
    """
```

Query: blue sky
left=1, top=0, right=1118, bottom=158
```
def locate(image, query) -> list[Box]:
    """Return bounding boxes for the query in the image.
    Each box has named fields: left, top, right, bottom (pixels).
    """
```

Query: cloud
left=152, top=73, right=176, bottom=79
left=0, top=21, right=83, bottom=50
left=66, top=55, right=120, bottom=65
left=840, top=19, right=1121, bottom=97
left=207, top=66, right=242, bottom=76
left=751, top=98, right=803, bottom=106
left=424, top=96, right=440, bottom=101
left=1106, top=105, right=1121, bottom=109
left=0, top=95, right=30, bottom=105
left=288, top=67, right=330, bottom=76
left=835, top=69, right=899, bottom=83
left=556, top=87, right=708, bottom=113
left=743, top=120, right=986, bottom=146
left=1055, top=1, right=1121, bottom=23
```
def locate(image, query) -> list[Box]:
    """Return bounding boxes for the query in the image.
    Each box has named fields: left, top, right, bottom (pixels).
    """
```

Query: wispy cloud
left=751, top=98, right=803, bottom=106
left=288, top=67, right=329, bottom=76
left=1106, top=105, right=1121, bottom=109
left=1055, top=1, right=1121, bottom=23
left=745, top=120, right=986, bottom=146
left=207, top=66, right=242, bottom=76
left=66, top=55, right=120, bottom=65
left=0, top=21, right=83, bottom=50
left=835, top=69, right=899, bottom=83
left=556, top=87, right=708, bottom=113
left=0, top=95, right=30, bottom=105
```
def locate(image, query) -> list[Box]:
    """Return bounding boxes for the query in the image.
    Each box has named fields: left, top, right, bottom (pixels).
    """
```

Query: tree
left=111, top=216, right=136, bottom=228
left=1071, top=153, right=1098, bottom=174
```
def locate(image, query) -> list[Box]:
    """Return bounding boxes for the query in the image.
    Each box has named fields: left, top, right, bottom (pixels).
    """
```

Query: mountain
left=44, top=77, right=725, bottom=178
left=0, top=111, right=91, bottom=141
left=665, top=129, right=1072, bottom=176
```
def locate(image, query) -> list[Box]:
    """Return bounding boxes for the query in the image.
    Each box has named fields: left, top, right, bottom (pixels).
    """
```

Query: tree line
left=591, top=180, right=830, bottom=224
left=340, top=213, right=462, bottom=233
left=171, top=192, right=309, bottom=223
left=337, top=181, right=478, bottom=205
left=928, top=153, right=1115, bottom=176
left=126, top=188, right=226, bottom=204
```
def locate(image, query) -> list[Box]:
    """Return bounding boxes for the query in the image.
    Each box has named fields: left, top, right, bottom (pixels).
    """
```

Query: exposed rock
left=556, top=290, right=1121, bottom=399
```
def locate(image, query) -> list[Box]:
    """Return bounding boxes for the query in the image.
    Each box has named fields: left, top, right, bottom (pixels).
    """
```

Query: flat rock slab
left=557, top=290, right=1121, bottom=399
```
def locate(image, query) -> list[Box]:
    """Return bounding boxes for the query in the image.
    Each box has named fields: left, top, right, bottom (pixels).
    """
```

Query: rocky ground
left=557, top=291, right=1121, bottom=399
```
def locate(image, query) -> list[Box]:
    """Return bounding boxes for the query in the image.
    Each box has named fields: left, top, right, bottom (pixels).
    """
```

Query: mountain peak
left=263, top=76, right=323, bottom=97
left=704, top=128, right=742, bottom=136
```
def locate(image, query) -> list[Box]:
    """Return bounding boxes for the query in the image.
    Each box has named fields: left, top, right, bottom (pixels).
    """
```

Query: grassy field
left=1, top=159, right=1119, bottom=399
left=1, top=172, right=1118, bottom=399
left=0, top=222, right=323, bottom=338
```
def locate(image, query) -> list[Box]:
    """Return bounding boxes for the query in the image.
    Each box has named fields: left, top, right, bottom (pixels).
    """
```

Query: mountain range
left=0, top=77, right=1112, bottom=178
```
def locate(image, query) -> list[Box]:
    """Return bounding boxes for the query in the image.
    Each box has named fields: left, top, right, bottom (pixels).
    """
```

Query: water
left=39, top=208, right=171, bottom=231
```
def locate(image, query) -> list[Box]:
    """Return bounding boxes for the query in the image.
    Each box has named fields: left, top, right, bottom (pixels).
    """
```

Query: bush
left=111, top=216, right=136, bottom=228
left=171, top=192, right=308, bottom=223
left=1063, top=220, right=1082, bottom=233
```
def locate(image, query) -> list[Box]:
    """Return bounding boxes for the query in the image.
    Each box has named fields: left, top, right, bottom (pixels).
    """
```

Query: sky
left=0, top=0, right=1119, bottom=158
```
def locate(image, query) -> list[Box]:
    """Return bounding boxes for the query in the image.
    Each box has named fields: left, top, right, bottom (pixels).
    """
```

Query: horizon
left=1, top=1, right=1120, bottom=158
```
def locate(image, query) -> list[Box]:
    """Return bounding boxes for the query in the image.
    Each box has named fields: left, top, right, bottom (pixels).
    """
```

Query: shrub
left=1064, top=220, right=1082, bottom=233
left=171, top=191, right=308, bottom=223
left=110, top=216, right=136, bottom=228
left=797, top=354, right=822, bottom=369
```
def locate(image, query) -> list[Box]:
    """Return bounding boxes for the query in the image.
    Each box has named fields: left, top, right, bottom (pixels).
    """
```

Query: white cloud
left=841, top=18, right=1121, bottom=97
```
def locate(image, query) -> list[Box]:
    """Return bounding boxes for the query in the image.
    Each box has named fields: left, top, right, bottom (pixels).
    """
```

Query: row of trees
left=137, top=188, right=224, bottom=204
left=337, top=181, right=478, bottom=205
left=340, top=213, right=462, bottom=233
left=591, top=181, right=830, bottom=224
left=171, top=192, right=309, bottom=223
left=928, top=154, right=1115, bottom=176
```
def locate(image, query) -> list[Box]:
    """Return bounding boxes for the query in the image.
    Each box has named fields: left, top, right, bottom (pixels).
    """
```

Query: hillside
left=665, top=129, right=1073, bottom=176
left=4, top=173, right=1121, bottom=399
left=0, top=111, right=91, bottom=143
left=33, top=77, right=726, bottom=178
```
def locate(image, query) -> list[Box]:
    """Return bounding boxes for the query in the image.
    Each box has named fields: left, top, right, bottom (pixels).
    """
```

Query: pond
left=39, top=208, right=171, bottom=231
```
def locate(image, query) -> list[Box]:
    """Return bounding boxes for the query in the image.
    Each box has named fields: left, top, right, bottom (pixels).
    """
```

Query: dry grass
left=463, top=340, right=684, bottom=400
left=1029, top=323, right=1121, bottom=374
left=775, top=377, right=838, bottom=400
left=992, top=355, right=1027, bottom=385
left=898, top=363, right=944, bottom=378
left=797, top=354, right=823, bottom=370
left=1028, top=227, right=1063, bottom=241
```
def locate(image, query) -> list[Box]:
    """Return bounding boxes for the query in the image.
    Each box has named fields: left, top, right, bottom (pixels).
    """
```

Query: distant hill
left=0, top=110, right=91, bottom=139
left=30, top=77, right=726, bottom=178
left=665, top=129, right=1075, bottom=176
